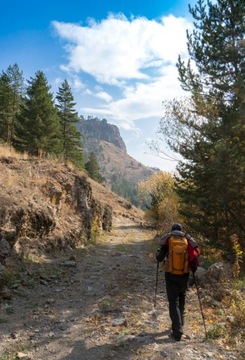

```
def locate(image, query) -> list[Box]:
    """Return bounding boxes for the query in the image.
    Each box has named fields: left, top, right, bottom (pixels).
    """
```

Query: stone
left=200, top=262, right=232, bottom=286
left=111, top=317, right=126, bottom=326
left=0, top=237, right=11, bottom=258
left=17, top=352, right=30, bottom=359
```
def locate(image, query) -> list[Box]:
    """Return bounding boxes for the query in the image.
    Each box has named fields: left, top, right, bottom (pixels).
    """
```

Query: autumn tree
left=56, top=79, right=84, bottom=168
left=137, top=171, right=180, bottom=229
left=157, top=0, right=245, bottom=248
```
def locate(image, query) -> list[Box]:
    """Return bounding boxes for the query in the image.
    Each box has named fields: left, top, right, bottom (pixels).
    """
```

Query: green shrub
left=207, top=324, right=224, bottom=339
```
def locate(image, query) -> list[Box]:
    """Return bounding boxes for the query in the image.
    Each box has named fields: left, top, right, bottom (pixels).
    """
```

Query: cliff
left=77, top=117, right=154, bottom=198
left=78, top=117, right=127, bottom=153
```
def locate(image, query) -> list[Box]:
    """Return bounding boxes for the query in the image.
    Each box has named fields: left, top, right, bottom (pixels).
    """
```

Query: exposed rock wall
left=77, top=117, right=154, bottom=196
left=0, top=157, right=112, bottom=272
left=78, top=117, right=127, bottom=153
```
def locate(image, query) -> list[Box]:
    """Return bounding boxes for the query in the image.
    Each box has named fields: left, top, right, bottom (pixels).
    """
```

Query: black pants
left=165, top=272, right=189, bottom=339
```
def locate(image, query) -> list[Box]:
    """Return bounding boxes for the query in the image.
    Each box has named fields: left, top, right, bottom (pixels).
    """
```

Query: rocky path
left=0, top=217, right=241, bottom=359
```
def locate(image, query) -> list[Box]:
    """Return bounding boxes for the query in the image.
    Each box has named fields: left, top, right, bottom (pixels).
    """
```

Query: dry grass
left=0, top=144, right=26, bottom=159
left=87, top=176, right=144, bottom=221
left=0, top=144, right=145, bottom=243
left=0, top=144, right=145, bottom=224
left=84, top=139, right=154, bottom=183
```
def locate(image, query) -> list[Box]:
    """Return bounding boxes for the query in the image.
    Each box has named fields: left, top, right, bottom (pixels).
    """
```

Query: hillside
left=77, top=117, right=155, bottom=193
left=0, top=151, right=145, bottom=274
left=0, top=151, right=244, bottom=359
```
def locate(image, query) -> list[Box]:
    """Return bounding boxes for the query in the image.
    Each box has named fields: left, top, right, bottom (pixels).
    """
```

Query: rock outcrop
left=78, top=117, right=127, bottom=153
left=0, top=154, right=144, bottom=281
left=0, top=157, right=113, bottom=273
left=76, top=117, right=155, bottom=200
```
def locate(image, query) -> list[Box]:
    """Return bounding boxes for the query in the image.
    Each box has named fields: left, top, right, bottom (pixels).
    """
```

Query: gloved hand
left=189, top=258, right=198, bottom=273
left=191, top=266, right=197, bottom=274
left=156, top=249, right=160, bottom=261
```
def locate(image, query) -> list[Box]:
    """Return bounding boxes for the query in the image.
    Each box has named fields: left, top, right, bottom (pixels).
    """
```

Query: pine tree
left=56, top=79, right=84, bottom=168
left=14, top=71, right=61, bottom=156
left=85, top=152, right=103, bottom=182
left=0, top=73, right=12, bottom=144
left=0, top=64, right=25, bottom=147
left=159, top=0, right=245, bottom=246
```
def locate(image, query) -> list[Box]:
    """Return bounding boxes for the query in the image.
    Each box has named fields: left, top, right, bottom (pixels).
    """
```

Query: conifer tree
left=85, top=152, right=103, bottom=182
left=159, top=0, right=245, bottom=246
left=0, top=73, right=12, bottom=144
left=0, top=64, right=25, bottom=147
left=14, top=71, right=61, bottom=156
left=56, top=79, right=84, bottom=168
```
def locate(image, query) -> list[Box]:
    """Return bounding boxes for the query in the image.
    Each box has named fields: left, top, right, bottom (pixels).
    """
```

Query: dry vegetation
left=0, top=144, right=144, bottom=223
left=0, top=145, right=244, bottom=360
left=84, top=139, right=154, bottom=183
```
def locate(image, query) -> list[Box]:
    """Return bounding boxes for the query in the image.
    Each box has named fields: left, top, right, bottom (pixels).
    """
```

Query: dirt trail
left=0, top=216, right=240, bottom=359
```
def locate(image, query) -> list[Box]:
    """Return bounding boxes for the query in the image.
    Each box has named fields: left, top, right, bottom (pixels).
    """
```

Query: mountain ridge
left=77, top=116, right=155, bottom=200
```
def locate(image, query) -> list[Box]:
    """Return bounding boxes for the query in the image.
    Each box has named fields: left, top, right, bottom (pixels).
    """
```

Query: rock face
left=0, top=155, right=144, bottom=281
left=0, top=156, right=113, bottom=273
left=78, top=117, right=127, bottom=153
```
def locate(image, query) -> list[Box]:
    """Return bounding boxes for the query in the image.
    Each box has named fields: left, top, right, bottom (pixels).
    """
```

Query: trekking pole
left=153, top=261, right=159, bottom=309
left=193, top=272, right=207, bottom=339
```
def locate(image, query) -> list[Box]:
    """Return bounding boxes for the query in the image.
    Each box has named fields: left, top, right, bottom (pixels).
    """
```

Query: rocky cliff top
left=78, top=117, right=127, bottom=153
left=77, top=117, right=154, bottom=199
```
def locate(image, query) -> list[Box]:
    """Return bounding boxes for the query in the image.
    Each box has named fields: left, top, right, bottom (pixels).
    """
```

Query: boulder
left=200, top=262, right=232, bottom=287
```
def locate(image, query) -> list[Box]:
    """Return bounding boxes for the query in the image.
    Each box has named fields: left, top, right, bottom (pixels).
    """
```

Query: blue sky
left=0, top=0, right=196, bottom=171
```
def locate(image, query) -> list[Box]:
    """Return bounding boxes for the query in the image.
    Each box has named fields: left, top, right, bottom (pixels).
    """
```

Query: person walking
left=156, top=223, right=200, bottom=341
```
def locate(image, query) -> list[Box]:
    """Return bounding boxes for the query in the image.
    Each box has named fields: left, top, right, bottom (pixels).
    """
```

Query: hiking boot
left=169, top=331, right=181, bottom=341
left=182, top=333, right=191, bottom=340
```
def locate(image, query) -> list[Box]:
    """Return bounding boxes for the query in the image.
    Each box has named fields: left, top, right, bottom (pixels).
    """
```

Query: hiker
left=156, top=223, right=200, bottom=341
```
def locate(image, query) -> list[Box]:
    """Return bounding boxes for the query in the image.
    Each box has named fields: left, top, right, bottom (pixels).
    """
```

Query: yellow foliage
left=138, top=171, right=174, bottom=200
left=137, top=171, right=181, bottom=228
left=229, top=234, right=243, bottom=278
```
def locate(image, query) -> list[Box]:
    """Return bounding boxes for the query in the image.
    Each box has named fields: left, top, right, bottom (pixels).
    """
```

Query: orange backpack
left=164, top=235, right=189, bottom=275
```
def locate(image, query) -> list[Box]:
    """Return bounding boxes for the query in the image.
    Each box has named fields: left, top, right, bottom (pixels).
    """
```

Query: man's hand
left=156, top=249, right=160, bottom=261
left=191, top=266, right=197, bottom=274
left=190, top=258, right=198, bottom=273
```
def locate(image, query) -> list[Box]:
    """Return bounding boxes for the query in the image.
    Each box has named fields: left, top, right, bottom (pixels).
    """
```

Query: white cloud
left=80, top=64, right=184, bottom=127
left=52, top=13, right=192, bottom=142
left=94, top=91, right=113, bottom=102
left=53, top=77, right=63, bottom=86
left=52, top=14, right=192, bottom=84
left=72, top=76, right=85, bottom=90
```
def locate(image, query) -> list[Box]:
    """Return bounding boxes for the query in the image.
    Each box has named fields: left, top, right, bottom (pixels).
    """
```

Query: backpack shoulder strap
left=159, top=232, right=171, bottom=245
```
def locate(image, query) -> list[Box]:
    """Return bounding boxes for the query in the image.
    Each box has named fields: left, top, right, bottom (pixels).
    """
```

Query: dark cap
left=171, top=223, right=182, bottom=231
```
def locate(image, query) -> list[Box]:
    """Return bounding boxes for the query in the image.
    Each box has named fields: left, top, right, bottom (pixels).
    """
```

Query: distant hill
left=77, top=116, right=155, bottom=206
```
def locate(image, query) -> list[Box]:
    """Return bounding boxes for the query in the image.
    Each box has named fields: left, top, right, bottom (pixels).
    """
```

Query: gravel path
left=0, top=216, right=241, bottom=359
